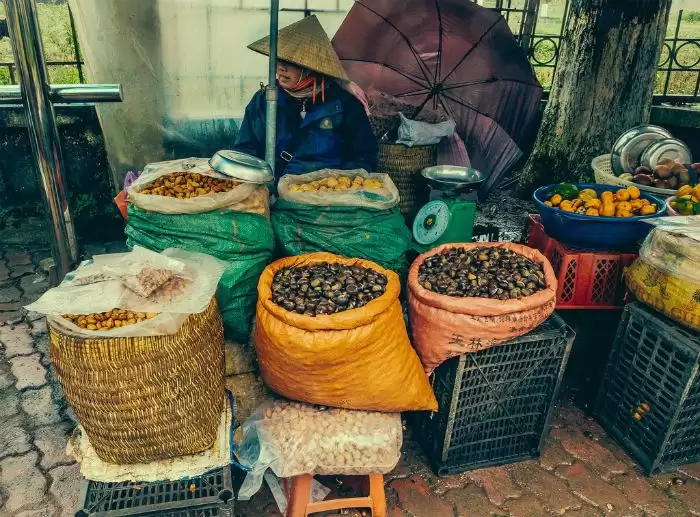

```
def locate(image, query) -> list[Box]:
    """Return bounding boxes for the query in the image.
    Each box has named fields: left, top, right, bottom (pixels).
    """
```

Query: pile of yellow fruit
left=139, top=172, right=239, bottom=199
left=669, top=184, right=700, bottom=216
left=289, top=175, right=383, bottom=193
left=63, top=310, right=159, bottom=331
left=545, top=186, right=658, bottom=218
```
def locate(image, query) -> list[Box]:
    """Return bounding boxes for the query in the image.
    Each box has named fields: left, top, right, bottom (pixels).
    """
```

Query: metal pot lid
left=640, top=138, right=692, bottom=170
left=209, top=150, right=273, bottom=183
left=611, top=125, right=672, bottom=175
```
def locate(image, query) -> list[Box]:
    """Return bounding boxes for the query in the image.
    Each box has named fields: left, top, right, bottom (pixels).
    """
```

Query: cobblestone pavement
left=1, top=244, right=700, bottom=517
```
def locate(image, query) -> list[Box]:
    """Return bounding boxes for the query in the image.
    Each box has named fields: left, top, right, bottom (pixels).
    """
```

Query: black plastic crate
left=414, top=313, right=574, bottom=476
left=595, top=302, right=700, bottom=475
left=76, top=466, right=235, bottom=517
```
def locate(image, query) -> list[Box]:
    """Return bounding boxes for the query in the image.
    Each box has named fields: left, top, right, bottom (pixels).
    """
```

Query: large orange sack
left=255, top=252, right=437, bottom=412
left=408, top=242, right=557, bottom=374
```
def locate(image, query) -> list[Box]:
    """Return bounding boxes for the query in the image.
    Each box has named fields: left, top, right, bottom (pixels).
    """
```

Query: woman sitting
left=234, top=15, right=378, bottom=185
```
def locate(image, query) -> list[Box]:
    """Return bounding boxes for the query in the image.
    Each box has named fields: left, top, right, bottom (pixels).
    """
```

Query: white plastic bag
left=236, top=399, right=402, bottom=500
left=63, top=246, right=188, bottom=291
left=640, top=216, right=700, bottom=282
left=277, top=169, right=400, bottom=210
left=625, top=216, right=700, bottom=331
left=26, top=248, right=227, bottom=337
left=396, top=113, right=456, bottom=147
left=128, top=157, right=258, bottom=214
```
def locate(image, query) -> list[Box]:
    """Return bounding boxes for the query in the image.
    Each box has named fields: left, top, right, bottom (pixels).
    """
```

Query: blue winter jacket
left=233, top=82, right=378, bottom=183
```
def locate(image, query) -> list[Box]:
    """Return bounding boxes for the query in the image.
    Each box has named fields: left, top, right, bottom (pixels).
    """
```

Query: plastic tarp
left=67, top=0, right=356, bottom=188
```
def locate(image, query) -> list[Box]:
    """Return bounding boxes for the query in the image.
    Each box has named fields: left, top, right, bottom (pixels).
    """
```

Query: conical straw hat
left=248, top=15, right=349, bottom=81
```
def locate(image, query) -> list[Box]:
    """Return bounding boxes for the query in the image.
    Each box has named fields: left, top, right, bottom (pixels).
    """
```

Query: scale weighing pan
left=209, top=150, right=273, bottom=183
left=421, top=165, right=485, bottom=194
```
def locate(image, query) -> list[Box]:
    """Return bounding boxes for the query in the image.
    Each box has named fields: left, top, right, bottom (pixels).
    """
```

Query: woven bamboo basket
left=49, top=299, right=225, bottom=464
left=377, top=143, right=437, bottom=214
left=592, top=154, right=676, bottom=196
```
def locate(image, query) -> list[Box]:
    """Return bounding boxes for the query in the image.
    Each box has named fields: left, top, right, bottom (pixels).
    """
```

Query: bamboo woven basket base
left=388, top=170, right=429, bottom=214
left=378, top=143, right=436, bottom=214
left=50, top=299, right=225, bottom=464
left=377, top=143, right=437, bottom=173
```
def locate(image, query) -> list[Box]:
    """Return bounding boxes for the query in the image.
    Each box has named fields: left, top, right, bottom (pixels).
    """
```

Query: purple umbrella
left=332, top=0, right=542, bottom=195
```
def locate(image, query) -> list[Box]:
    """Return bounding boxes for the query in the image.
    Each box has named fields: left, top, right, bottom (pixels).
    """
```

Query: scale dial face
left=413, top=200, right=451, bottom=245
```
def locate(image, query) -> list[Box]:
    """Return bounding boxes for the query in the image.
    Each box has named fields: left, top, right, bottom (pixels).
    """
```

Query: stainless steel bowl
left=209, top=150, right=273, bottom=183
left=640, top=138, right=692, bottom=170
left=421, top=165, right=485, bottom=193
left=610, top=125, right=672, bottom=175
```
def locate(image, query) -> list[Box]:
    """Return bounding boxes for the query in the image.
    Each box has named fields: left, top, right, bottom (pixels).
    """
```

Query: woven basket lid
left=248, top=15, right=349, bottom=81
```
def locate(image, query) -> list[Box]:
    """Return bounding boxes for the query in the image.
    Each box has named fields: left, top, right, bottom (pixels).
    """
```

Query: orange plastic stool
left=284, top=473, right=386, bottom=517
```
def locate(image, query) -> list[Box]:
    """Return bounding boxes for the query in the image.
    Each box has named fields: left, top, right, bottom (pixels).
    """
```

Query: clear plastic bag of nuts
left=27, top=248, right=226, bottom=337
left=236, top=398, right=402, bottom=500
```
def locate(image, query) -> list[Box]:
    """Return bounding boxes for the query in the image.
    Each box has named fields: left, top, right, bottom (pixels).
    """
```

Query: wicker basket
left=592, top=154, right=676, bottom=196
left=49, top=299, right=225, bottom=464
left=377, top=143, right=437, bottom=214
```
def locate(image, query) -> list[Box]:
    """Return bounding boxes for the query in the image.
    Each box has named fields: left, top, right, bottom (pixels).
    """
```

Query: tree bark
left=517, top=0, right=672, bottom=194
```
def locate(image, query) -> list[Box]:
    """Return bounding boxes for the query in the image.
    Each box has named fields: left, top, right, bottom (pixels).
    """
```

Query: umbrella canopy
left=332, top=0, right=542, bottom=195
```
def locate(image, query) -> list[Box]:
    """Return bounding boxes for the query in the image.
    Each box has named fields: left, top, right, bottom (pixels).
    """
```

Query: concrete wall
left=0, top=105, right=123, bottom=243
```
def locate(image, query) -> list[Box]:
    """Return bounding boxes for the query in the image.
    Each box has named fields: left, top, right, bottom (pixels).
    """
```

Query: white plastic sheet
left=396, top=113, right=456, bottom=147
left=26, top=247, right=226, bottom=337
left=68, top=0, right=355, bottom=187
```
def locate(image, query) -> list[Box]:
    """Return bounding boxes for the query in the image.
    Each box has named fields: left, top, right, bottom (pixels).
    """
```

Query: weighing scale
left=411, top=166, right=484, bottom=253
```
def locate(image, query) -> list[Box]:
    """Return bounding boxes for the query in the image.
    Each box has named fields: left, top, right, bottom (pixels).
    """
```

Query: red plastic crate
left=527, top=215, right=636, bottom=309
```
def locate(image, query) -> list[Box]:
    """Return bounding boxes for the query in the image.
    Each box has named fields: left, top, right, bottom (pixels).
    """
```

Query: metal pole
left=265, top=0, right=279, bottom=172
left=4, top=0, right=78, bottom=282
left=0, top=83, right=123, bottom=105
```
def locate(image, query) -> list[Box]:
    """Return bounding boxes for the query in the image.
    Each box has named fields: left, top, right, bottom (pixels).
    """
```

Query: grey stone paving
left=0, top=244, right=124, bottom=517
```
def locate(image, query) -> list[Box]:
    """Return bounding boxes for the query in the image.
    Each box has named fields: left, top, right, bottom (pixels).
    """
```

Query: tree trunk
left=517, top=0, right=672, bottom=194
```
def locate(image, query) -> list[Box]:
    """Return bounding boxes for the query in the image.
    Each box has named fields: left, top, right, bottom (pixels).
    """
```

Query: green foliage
left=682, top=11, right=700, bottom=24
left=71, top=193, right=100, bottom=222
left=0, top=67, right=10, bottom=85
left=0, top=3, right=82, bottom=86
left=48, top=65, right=81, bottom=84
left=70, top=192, right=124, bottom=242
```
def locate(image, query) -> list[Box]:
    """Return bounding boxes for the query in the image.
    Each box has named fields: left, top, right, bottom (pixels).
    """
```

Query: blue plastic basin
left=532, top=184, right=667, bottom=250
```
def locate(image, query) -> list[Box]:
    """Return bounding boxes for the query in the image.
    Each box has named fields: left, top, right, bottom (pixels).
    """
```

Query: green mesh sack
left=126, top=204, right=273, bottom=342
left=271, top=198, right=411, bottom=275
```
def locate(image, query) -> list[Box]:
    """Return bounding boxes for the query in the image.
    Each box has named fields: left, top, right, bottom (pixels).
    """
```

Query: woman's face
left=277, top=61, right=303, bottom=89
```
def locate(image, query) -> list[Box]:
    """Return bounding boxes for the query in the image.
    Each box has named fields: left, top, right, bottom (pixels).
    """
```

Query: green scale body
left=411, top=198, right=477, bottom=254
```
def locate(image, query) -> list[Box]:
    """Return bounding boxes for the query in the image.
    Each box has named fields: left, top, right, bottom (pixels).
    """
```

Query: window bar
left=549, top=0, right=570, bottom=77
left=67, top=4, right=84, bottom=83
left=527, top=0, right=541, bottom=59
left=3, top=0, right=77, bottom=281
left=520, top=0, right=540, bottom=54
left=1, top=0, right=122, bottom=282
left=662, top=10, right=683, bottom=97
